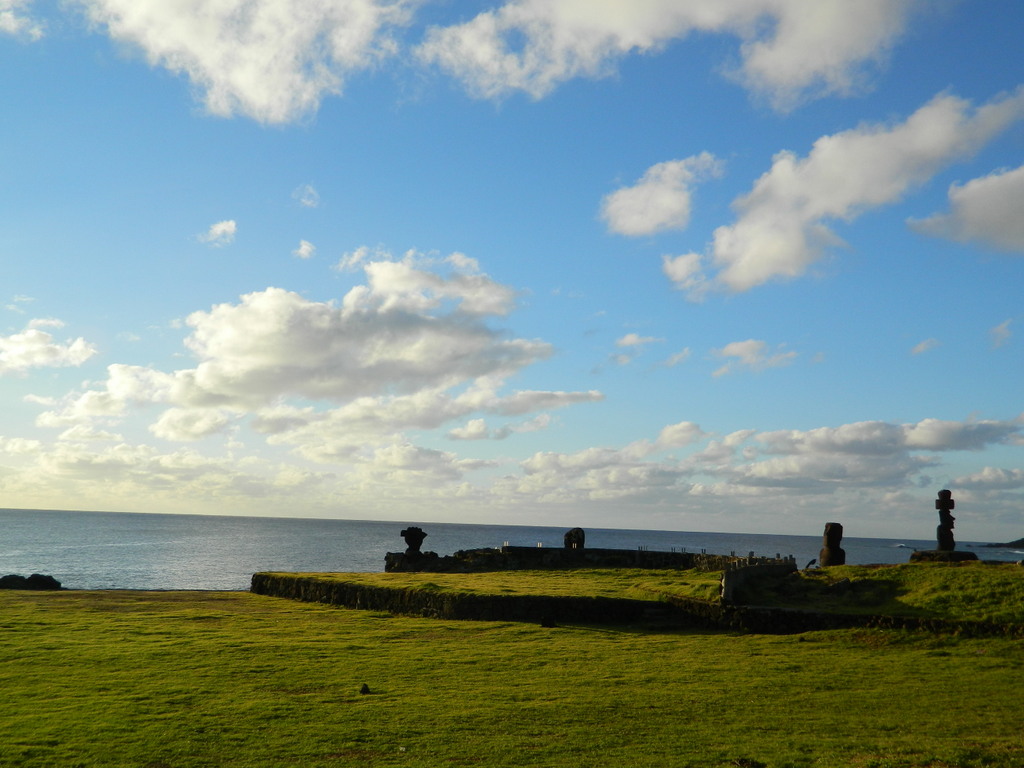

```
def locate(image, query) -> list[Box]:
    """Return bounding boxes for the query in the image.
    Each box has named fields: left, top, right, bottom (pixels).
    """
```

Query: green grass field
left=2, top=583, right=1023, bottom=767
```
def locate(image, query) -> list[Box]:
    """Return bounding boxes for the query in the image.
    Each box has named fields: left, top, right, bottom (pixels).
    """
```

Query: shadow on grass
left=741, top=569, right=927, bottom=618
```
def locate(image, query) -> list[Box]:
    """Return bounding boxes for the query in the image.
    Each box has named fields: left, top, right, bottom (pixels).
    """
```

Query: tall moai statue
left=819, top=522, right=846, bottom=566
left=935, top=489, right=956, bottom=551
left=910, top=489, right=977, bottom=562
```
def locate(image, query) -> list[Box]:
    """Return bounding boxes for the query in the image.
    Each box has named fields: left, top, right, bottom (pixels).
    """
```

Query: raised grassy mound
left=252, top=562, right=1024, bottom=636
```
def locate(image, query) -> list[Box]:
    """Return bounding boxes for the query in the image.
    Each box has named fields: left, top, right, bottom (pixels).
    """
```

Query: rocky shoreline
left=982, top=537, right=1024, bottom=548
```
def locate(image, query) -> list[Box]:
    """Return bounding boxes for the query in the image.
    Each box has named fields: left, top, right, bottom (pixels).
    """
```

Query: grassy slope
left=748, top=562, right=1024, bottom=623
left=2, top=589, right=1024, bottom=768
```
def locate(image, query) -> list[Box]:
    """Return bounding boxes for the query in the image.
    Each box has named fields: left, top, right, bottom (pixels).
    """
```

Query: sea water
left=1, top=508, right=1021, bottom=591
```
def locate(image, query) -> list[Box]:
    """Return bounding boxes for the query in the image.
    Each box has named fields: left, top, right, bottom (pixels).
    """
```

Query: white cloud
left=57, top=425, right=124, bottom=443
left=662, top=253, right=708, bottom=300
left=79, top=0, right=412, bottom=124
left=352, top=252, right=517, bottom=316
left=654, top=421, right=705, bottom=450
left=910, top=165, right=1024, bottom=252
left=178, top=288, right=534, bottom=407
left=293, top=240, right=316, bottom=259
left=661, top=347, right=692, bottom=367
left=448, top=413, right=554, bottom=442
left=150, top=407, right=233, bottom=441
left=991, top=319, right=1012, bottom=348
left=0, top=321, right=97, bottom=375
left=712, top=339, right=796, bottom=377
left=732, top=0, right=915, bottom=111
left=262, top=381, right=596, bottom=460
left=0, top=0, right=43, bottom=39
left=711, top=416, right=1024, bottom=493
left=335, top=244, right=391, bottom=272
left=507, top=419, right=704, bottom=502
left=507, top=412, right=551, bottom=435
left=418, top=0, right=916, bottom=109
left=601, top=153, right=722, bottom=236
left=292, top=183, right=321, bottom=208
left=5, top=295, right=34, bottom=313
left=902, top=417, right=1022, bottom=451
left=199, top=219, right=237, bottom=246
left=0, top=436, right=43, bottom=455
left=348, top=440, right=491, bottom=488
left=616, top=333, right=661, bottom=348
left=911, top=338, right=939, bottom=355
left=448, top=418, right=489, bottom=441
left=953, top=467, right=1024, bottom=491
left=610, top=333, right=663, bottom=366
left=755, top=417, right=1021, bottom=457
left=30, top=250, right=602, bottom=475
left=668, top=88, right=1024, bottom=297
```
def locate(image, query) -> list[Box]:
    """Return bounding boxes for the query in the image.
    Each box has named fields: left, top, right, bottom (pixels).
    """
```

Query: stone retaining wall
left=384, top=546, right=795, bottom=573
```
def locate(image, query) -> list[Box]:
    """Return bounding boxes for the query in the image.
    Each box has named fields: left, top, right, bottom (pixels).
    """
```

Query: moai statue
left=819, top=522, right=846, bottom=567
left=935, top=490, right=956, bottom=551
left=563, top=527, right=585, bottom=550
left=400, top=526, right=428, bottom=555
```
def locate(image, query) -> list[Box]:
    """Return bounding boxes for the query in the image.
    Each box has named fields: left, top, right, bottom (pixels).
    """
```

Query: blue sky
left=1, top=0, right=1022, bottom=540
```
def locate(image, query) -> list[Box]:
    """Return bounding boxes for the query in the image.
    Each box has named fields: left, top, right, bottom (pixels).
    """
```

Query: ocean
left=2, top=508, right=1022, bottom=591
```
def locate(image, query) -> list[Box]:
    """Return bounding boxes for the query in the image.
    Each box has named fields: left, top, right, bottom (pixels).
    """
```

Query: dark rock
left=0, top=573, right=62, bottom=590
left=26, top=573, right=62, bottom=589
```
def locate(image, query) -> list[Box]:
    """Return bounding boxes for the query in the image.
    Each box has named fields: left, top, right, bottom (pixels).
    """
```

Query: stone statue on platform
left=936, top=489, right=955, bottom=551
left=401, top=526, right=427, bottom=555
left=563, top=527, right=585, bottom=550
left=910, top=489, right=977, bottom=562
left=819, top=522, right=846, bottom=566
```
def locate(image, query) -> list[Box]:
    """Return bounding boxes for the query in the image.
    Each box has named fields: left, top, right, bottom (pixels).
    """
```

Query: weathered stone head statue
left=819, top=521, right=846, bottom=567
left=563, top=527, right=585, bottom=550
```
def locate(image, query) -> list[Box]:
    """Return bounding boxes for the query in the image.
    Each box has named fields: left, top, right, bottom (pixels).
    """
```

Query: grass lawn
left=2, top=588, right=1023, bottom=768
